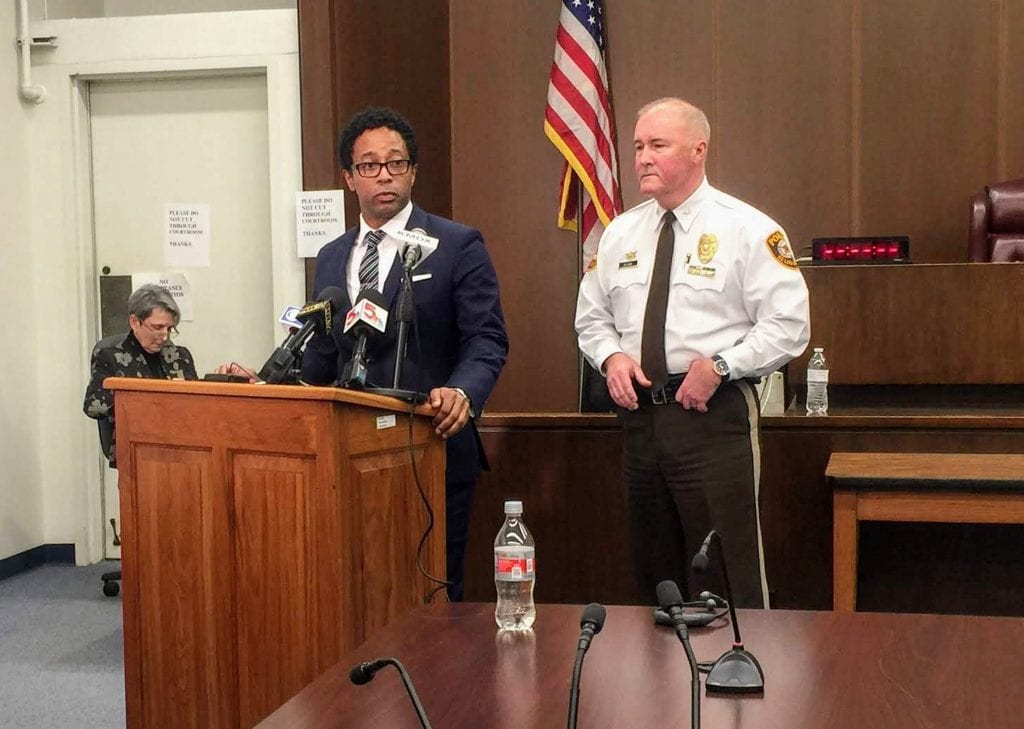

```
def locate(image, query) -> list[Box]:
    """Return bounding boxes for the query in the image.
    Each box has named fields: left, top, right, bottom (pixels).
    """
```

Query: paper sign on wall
left=296, top=190, right=346, bottom=258
left=165, top=203, right=210, bottom=268
left=132, top=272, right=194, bottom=321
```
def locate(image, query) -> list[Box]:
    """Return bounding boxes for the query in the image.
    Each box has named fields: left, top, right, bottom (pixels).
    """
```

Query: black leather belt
left=641, top=374, right=685, bottom=406
left=636, top=374, right=751, bottom=406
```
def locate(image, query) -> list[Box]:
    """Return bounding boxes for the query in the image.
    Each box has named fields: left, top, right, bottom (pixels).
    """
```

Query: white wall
left=0, top=2, right=46, bottom=559
left=2, top=8, right=304, bottom=563
left=32, top=0, right=294, bottom=20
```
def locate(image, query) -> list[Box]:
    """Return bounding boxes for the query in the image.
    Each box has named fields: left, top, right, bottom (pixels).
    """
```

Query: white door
left=89, top=73, right=276, bottom=557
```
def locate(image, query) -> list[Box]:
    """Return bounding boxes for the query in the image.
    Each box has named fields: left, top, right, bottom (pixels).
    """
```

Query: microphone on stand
left=349, top=657, right=433, bottom=729
left=657, top=581, right=701, bottom=729
left=691, top=530, right=764, bottom=693
left=567, top=603, right=606, bottom=729
left=256, top=286, right=344, bottom=384
left=370, top=228, right=439, bottom=403
left=339, top=289, right=389, bottom=389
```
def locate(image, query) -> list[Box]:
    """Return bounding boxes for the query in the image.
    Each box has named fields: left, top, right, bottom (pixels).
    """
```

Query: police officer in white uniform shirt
left=575, top=97, right=810, bottom=607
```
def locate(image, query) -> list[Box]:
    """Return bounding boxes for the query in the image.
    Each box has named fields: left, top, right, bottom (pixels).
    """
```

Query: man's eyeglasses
left=353, top=159, right=413, bottom=178
left=141, top=319, right=178, bottom=340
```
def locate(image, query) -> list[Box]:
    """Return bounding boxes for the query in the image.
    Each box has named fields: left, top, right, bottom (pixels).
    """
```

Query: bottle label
left=807, top=369, right=829, bottom=383
left=495, top=554, right=535, bottom=581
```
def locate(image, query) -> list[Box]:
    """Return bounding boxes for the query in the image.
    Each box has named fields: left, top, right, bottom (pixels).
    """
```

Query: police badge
left=698, top=233, right=718, bottom=264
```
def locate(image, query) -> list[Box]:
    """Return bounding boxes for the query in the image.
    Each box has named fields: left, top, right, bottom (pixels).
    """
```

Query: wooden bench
left=829, top=452, right=1024, bottom=612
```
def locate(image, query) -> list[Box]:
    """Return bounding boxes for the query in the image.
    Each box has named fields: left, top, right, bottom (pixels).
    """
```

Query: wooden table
left=829, top=452, right=1024, bottom=611
left=256, top=603, right=1024, bottom=729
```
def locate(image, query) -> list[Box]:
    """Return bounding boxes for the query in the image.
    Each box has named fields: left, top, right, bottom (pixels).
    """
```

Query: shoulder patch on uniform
left=765, top=230, right=798, bottom=269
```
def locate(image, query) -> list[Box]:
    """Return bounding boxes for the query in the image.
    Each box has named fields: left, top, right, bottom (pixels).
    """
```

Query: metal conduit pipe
left=17, top=0, right=46, bottom=104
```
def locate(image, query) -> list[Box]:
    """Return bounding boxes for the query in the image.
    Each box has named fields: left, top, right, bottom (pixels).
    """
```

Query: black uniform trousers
left=618, top=379, right=767, bottom=608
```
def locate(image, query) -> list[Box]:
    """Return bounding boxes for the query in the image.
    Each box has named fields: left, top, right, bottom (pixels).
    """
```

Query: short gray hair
left=127, top=284, right=180, bottom=324
left=637, top=97, right=711, bottom=143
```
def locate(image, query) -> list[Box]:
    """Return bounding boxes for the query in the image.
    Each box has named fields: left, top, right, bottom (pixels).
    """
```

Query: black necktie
left=358, top=229, right=385, bottom=290
left=641, top=211, right=676, bottom=390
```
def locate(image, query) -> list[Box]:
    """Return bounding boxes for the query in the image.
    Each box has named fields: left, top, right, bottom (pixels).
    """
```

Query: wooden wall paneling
left=792, top=264, right=1024, bottom=385
left=471, top=415, right=1024, bottom=613
left=297, top=1, right=339, bottom=192
left=467, top=418, right=634, bottom=605
left=761, top=422, right=1024, bottom=611
left=603, top=0, right=716, bottom=210
left=302, top=1, right=1024, bottom=405
left=758, top=429, right=833, bottom=609
left=297, top=0, right=452, bottom=294
left=450, top=0, right=580, bottom=412
left=715, top=0, right=853, bottom=259
left=1004, top=1, right=1024, bottom=178
left=297, top=1, right=338, bottom=291
left=858, top=2, right=1002, bottom=262
left=327, top=1, right=452, bottom=226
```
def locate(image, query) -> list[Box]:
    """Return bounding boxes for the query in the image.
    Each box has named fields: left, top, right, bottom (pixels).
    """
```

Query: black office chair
left=97, top=418, right=122, bottom=597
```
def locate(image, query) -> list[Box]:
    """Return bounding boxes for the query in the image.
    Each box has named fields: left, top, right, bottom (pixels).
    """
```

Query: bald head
left=633, top=97, right=710, bottom=209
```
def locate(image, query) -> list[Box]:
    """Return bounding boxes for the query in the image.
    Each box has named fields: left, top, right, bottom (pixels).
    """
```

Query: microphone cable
left=398, top=262, right=452, bottom=603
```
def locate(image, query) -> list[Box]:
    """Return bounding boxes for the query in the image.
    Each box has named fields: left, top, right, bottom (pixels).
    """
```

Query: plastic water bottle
left=494, top=500, right=536, bottom=631
left=806, top=347, right=829, bottom=416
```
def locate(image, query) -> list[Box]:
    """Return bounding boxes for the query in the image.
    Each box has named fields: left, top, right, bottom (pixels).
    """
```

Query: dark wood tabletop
left=255, top=603, right=1024, bottom=729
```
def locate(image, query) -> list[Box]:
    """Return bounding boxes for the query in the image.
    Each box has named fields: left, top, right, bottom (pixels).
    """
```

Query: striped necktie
left=640, top=211, right=677, bottom=391
left=358, top=229, right=385, bottom=291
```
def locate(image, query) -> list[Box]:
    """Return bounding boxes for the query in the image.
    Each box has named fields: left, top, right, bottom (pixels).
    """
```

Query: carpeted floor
left=0, top=562, right=124, bottom=729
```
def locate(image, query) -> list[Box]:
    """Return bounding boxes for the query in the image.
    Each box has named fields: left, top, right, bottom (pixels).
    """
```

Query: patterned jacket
left=83, top=331, right=198, bottom=464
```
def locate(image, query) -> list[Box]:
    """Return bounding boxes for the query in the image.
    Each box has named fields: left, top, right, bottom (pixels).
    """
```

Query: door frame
left=63, top=48, right=304, bottom=565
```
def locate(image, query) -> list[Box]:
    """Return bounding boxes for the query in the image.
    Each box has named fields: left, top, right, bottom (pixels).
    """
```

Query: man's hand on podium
left=429, top=386, right=471, bottom=439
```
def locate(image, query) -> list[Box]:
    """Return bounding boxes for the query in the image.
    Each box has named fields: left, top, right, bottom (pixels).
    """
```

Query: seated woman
left=83, top=283, right=198, bottom=466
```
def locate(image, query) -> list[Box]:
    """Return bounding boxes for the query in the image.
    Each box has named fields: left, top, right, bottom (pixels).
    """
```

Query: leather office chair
left=968, top=178, right=1024, bottom=262
left=97, top=418, right=122, bottom=597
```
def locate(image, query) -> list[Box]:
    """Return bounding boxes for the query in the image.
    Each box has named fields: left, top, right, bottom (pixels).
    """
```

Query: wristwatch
left=452, top=387, right=476, bottom=418
left=711, top=355, right=731, bottom=380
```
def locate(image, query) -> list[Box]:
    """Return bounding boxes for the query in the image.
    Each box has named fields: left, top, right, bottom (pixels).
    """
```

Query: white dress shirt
left=575, top=178, right=810, bottom=380
left=346, top=200, right=414, bottom=303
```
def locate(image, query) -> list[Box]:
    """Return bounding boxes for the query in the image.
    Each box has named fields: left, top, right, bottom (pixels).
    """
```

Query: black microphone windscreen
left=317, top=285, right=346, bottom=313
left=691, top=552, right=710, bottom=573
left=656, top=580, right=684, bottom=610
left=349, top=661, right=376, bottom=686
left=353, top=288, right=388, bottom=308
left=580, top=602, right=607, bottom=634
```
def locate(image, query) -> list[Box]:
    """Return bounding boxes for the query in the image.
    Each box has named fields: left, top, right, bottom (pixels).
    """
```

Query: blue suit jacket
left=301, top=206, right=508, bottom=482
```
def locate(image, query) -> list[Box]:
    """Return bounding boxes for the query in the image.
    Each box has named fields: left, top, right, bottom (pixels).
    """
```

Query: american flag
left=544, top=0, right=622, bottom=273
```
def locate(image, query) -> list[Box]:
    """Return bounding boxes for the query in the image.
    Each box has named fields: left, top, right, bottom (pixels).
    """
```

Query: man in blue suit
left=301, top=107, right=509, bottom=601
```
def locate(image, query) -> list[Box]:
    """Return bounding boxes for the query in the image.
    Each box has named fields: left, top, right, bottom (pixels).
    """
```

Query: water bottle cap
left=813, top=347, right=823, bottom=352
left=504, top=500, right=523, bottom=515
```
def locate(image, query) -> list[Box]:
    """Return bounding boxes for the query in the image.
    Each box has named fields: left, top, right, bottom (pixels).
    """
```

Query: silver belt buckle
left=651, top=387, right=670, bottom=405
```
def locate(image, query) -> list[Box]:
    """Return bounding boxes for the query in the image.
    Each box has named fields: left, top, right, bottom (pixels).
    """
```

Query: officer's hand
left=429, top=387, right=472, bottom=439
left=603, top=353, right=651, bottom=411
left=676, top=359, right=721, bottom=413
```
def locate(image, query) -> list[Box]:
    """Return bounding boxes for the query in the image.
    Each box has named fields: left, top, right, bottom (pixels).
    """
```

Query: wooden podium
left=105, top=378, right=446, bottom=729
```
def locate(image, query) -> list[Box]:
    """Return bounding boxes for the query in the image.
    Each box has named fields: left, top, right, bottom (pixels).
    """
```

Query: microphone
left=691, top=530, right=715, bottom=573
left=340, top=289, right=389, bottom=389
left=657, top=581, right=701, bottom=729
left=394, top=227, right=439, bottom=273
left=349, top=657, right=433, bottom=729
left=256, top=286, right=344, bottom=384
left=568, top=603, right=606, bottom=729
left=690, top=530, right=764, bottom=693
left=378, top=228, right=439, bottom=398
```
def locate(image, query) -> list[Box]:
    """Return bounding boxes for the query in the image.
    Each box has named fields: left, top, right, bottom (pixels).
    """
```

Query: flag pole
left=576, top=185, right=586, bottom=411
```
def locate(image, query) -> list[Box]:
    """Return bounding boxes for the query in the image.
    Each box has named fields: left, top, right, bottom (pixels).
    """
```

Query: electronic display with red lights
left=810, top=236, right=910, bottom=264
